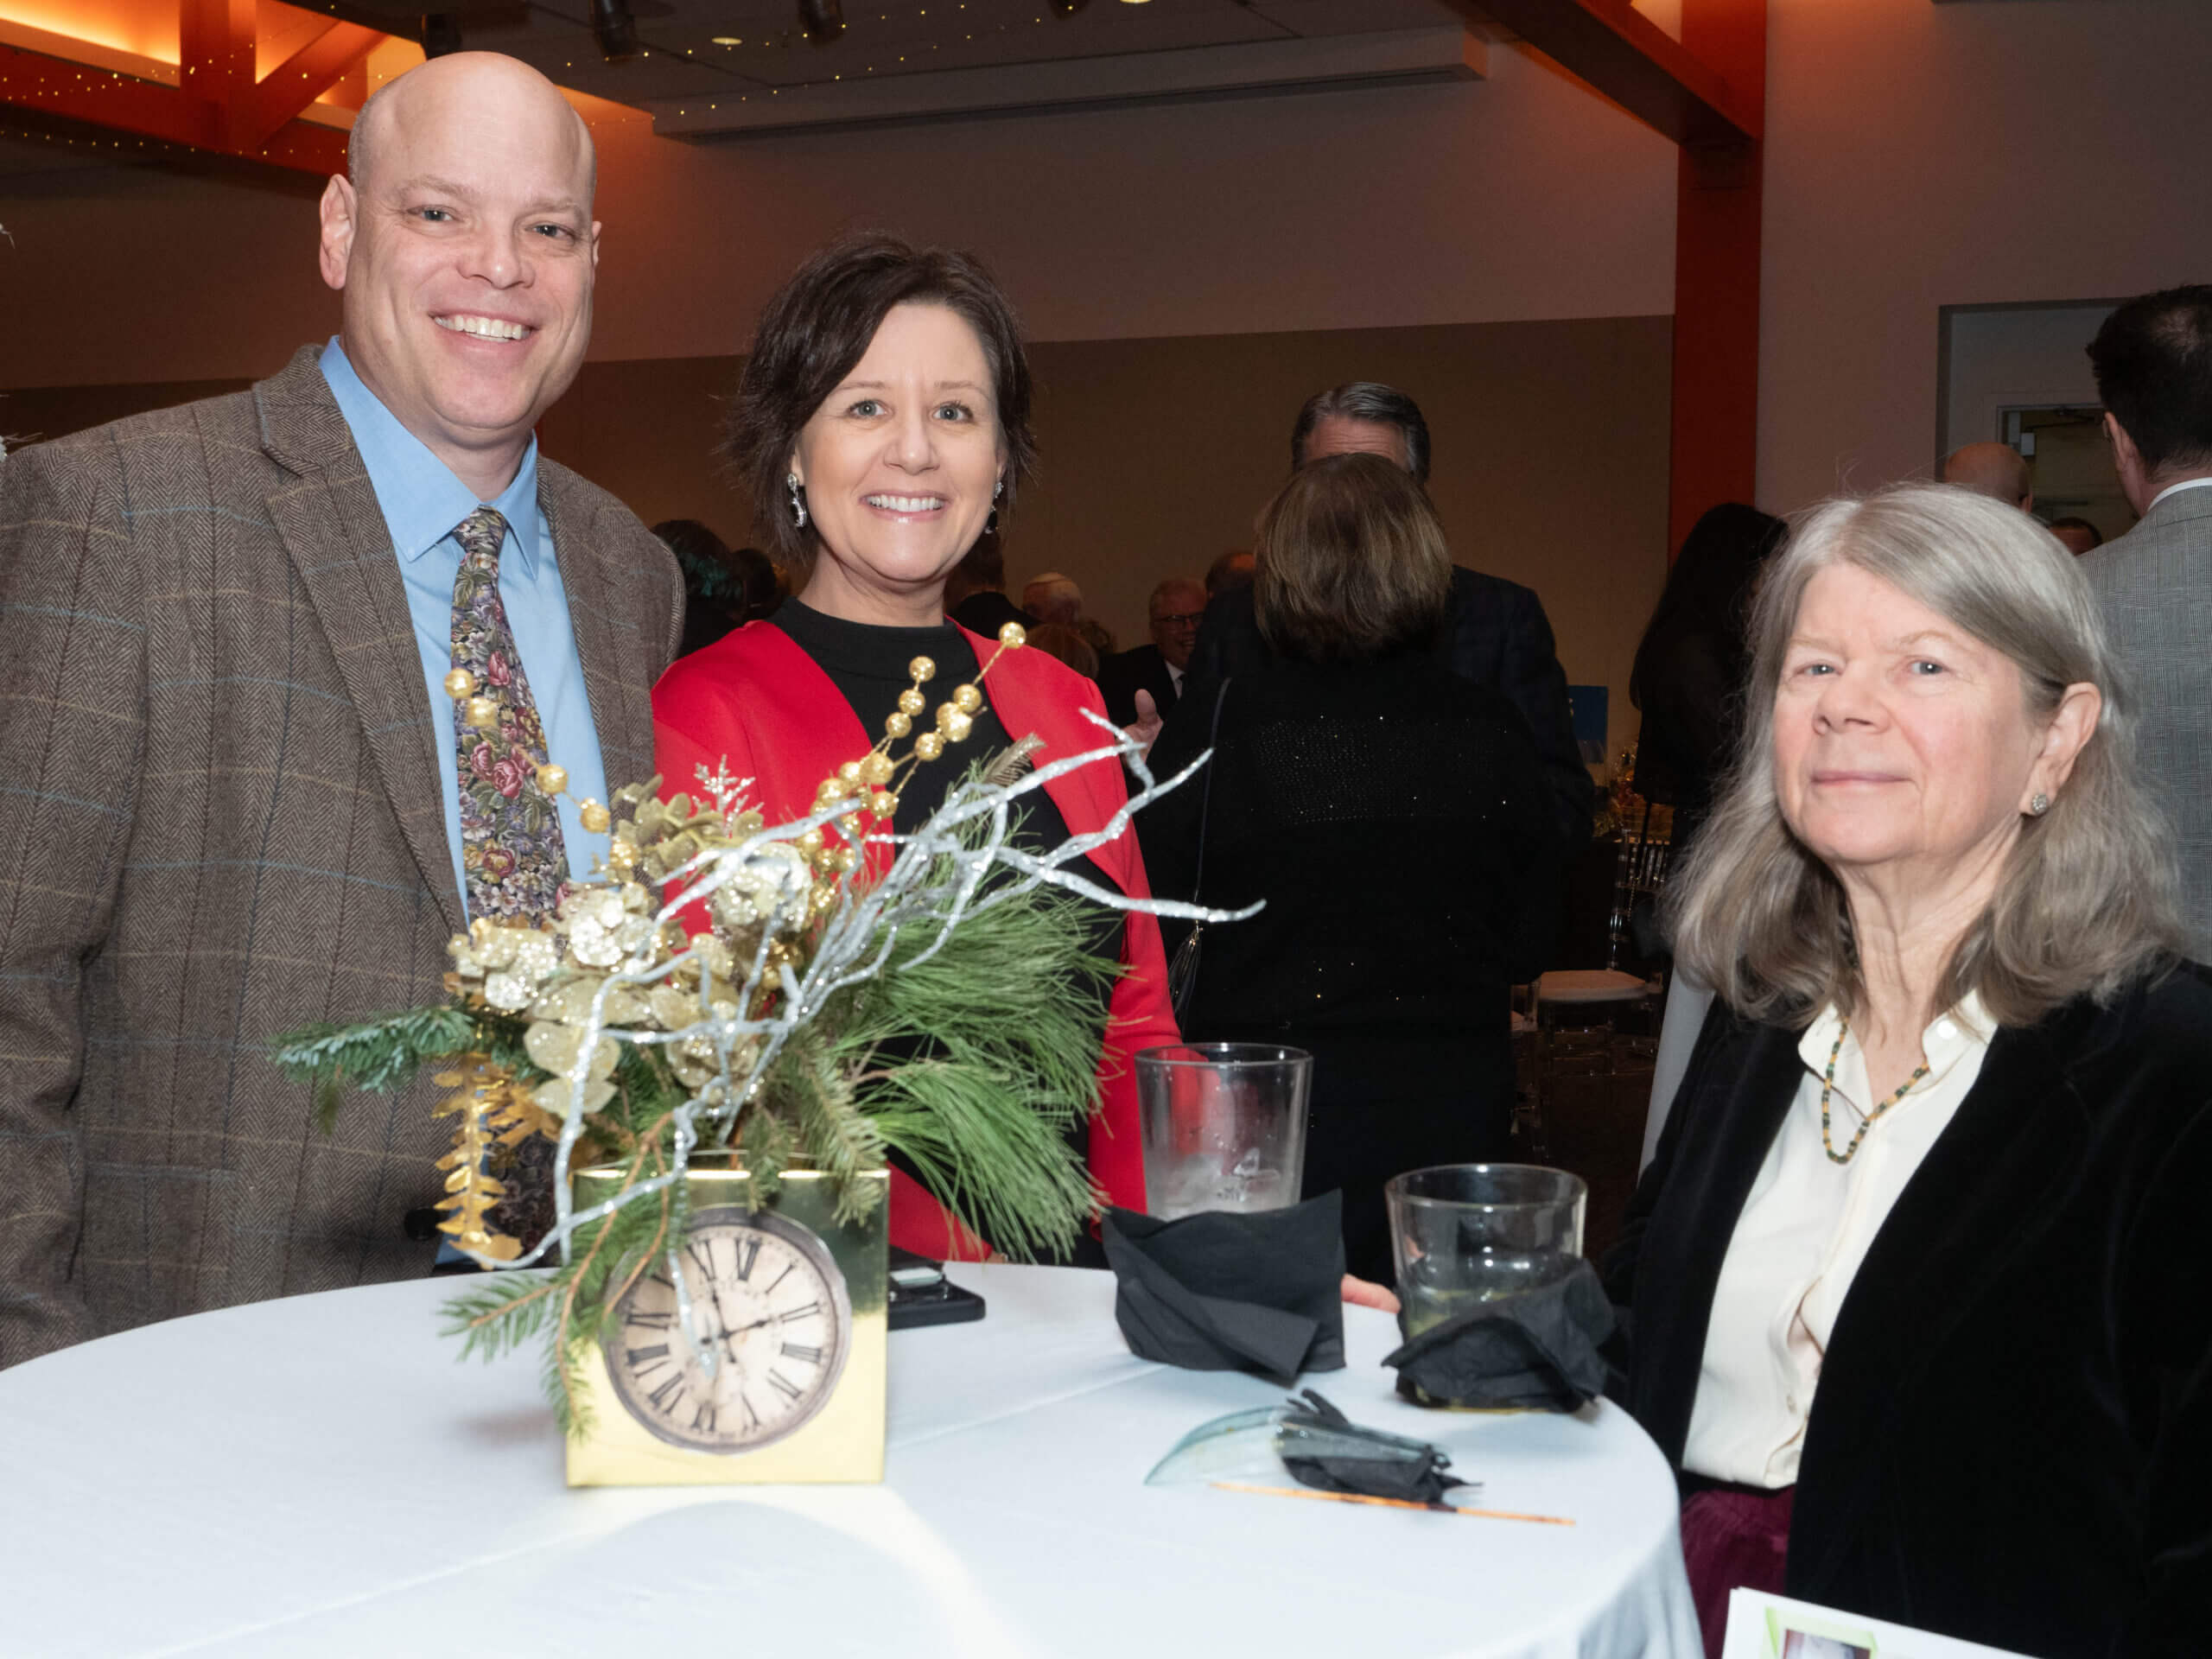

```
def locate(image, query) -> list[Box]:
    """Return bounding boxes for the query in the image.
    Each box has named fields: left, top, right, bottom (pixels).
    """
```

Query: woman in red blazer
left=652, top=233, right=1178, bottom=1262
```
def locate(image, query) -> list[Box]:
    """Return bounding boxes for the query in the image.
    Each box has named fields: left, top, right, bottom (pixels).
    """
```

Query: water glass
left=1135, top=1043, right=1310, bottom=1220
left=1385, top=1164, right=1586, bottom=1342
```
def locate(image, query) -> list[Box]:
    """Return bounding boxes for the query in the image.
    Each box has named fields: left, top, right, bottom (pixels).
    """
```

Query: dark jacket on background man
left=1174, top=567, right=1592, bottom=842
left=1097, top=643, right=1180, bottom=728
left=949, top=588, right=1036, bottom=640
left=1606, top=971, right=2212, bottom=1656
left=0, top=347, right=684, bottom=1367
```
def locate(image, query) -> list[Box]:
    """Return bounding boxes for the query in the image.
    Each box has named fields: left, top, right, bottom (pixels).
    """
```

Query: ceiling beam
left=0, top=0, right=372, bottom=177
left=1438, top=0, right=1758, bottom=148
left=235, top=22, right=381, bottom=148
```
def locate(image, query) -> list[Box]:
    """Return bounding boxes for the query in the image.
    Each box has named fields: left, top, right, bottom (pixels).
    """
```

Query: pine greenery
left=271, top=766, right=1131, bottom=1427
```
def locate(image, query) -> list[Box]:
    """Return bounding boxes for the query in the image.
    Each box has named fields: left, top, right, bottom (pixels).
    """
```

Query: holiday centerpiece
left=272, top=624, right=1246, bottom=1484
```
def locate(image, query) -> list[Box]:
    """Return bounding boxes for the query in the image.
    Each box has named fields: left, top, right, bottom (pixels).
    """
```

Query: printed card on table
left=1720, top=1590, right=2037, bottom=1659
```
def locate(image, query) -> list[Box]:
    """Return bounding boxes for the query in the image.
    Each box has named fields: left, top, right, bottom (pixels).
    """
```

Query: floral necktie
left=449, top=506, right=569, bottom=927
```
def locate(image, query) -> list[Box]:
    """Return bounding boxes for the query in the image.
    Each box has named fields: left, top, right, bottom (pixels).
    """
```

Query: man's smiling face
left=320, top=54, right=599, bottom=485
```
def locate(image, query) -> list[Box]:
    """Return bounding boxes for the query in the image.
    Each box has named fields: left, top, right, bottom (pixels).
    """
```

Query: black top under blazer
left=1606, top=967, right=2212, bottom=1657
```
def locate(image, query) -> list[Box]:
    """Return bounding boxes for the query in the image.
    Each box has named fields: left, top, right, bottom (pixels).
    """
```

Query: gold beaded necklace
left=1819, top=1016, right=1929, bottom=1166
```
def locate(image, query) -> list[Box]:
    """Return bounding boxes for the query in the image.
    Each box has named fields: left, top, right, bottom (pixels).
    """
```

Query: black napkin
left=1276, top=1390, right=1469, bottom=1506
left=1103, top=1196, right=1346, bottom=1383
left=1382, top=1258, right=1616, bottom=1412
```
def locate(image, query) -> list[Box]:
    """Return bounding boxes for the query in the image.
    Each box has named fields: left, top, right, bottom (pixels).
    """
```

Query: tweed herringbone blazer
left=2087, top=486, right=2212, bottom=961
left=0, top=345, right=683, bottom=1367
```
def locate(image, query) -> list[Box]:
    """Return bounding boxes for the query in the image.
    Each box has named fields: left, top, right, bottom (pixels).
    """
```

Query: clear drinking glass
left=1385, top=1164, right=1586, bottom=1341
left=1135, top=1043, right=1311, bottom=1220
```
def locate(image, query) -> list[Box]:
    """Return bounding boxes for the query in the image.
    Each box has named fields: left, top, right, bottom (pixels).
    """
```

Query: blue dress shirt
left=319, top=338, right=610, bottom=914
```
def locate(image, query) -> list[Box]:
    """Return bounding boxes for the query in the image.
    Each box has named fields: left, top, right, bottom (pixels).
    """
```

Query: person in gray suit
left=2085, top=285, right=2212, bottom=960
left=0, top=54, right=683, bottom=1367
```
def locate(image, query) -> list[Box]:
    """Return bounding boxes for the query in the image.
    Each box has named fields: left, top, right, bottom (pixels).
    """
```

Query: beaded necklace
left=1819, top=1016, right=1929, bottom=1166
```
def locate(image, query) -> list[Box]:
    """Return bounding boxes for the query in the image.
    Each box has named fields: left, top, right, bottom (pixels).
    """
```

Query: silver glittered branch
left=493, top=711, right=1255, bottom=1335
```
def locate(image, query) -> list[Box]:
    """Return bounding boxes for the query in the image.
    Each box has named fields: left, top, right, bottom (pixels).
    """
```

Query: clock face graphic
left=605, top=1206, right=853, bottom=1453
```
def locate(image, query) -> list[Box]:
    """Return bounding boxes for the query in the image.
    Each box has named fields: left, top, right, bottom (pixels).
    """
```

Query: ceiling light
left=798, top=0, right=845, bottom=43
left=593, top=0, right=639, bottom=61
left=1052, top=0, right=1089, bottom=13
left=712, top=35, right=742, bottom=44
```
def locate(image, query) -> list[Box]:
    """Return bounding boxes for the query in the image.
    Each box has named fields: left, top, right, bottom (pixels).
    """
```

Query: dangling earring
left=2028, top=792, right=2051, bottom=817
left=985, top=478, right=1003, bottom=537
left=786, top=472, right=808, bottom=531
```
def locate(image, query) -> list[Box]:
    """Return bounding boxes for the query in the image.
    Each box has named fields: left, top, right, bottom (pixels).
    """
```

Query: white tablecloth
left=0, top=1266, right=1700, bottom=1657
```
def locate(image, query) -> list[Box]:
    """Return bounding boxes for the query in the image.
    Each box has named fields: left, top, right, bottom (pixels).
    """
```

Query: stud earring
left=985, top=479, right=1003, bottom=537
left=785, top=473, right=808, bottom=531
left=2028, top=792, right=2050, bottom=817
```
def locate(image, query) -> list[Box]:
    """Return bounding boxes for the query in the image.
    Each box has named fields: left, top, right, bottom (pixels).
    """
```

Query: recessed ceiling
left=327, top=0, right=1475, bottom=137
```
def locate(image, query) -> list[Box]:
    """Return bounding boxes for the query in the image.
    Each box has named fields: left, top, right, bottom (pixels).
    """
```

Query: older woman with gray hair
left=1608, top=484, right=2212, bottom=1657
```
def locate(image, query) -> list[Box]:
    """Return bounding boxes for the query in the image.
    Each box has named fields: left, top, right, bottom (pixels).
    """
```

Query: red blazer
left=652, top=618, right=1179, bottom=1258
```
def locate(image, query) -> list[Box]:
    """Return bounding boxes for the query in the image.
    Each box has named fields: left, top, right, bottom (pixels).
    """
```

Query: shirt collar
left=1798, top=990, right=1993, bottom=1089
left=2145, top=474, right=2212, bottom=515
left=318, top=337, right=543, bottom=574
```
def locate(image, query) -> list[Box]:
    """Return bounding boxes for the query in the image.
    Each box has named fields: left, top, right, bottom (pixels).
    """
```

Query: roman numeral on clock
left=626, top=1344, right=671, bottom=1368
left=766, top=1370, right=804, bottom=1402
left=780, top=1342, right=823, bottom=1365
left=735, top=1236, right=763, bottom=1281
left=647, top=1373, right=684, bottom=1414
left=691, top=1402, right=718, bottom=1434
left=627, top=1310, right=674, bottom=1332
left=777, top=1300, right=822, bottom=1324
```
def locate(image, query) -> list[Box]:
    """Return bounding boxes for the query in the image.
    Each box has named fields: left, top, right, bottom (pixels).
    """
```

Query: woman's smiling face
left=789, top=302, right=1004, bottom=626
left=1771, top=561, right=2052, bottom=885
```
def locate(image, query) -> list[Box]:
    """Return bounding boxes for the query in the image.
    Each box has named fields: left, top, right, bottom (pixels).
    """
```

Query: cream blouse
left=1681, top=994, right=1994, bottom=1487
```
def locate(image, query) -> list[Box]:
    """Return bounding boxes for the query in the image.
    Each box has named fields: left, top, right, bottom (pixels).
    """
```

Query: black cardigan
left=1606, top=967, right=2212, bottom=1656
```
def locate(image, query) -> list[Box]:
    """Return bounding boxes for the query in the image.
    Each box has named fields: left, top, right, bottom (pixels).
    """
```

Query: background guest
left=1173, top=381, right=1592, bottom=842
left=655, top=518, right=779, bottom=657
left=1099, top=575, right=1205, bottom=728
left=1940, top=440, right=2033, bottom=510
left=945, top=534, right=1036, bottom=637
left=1026, top=620, right=1099, bottom=679
left=2046, top=514, right=2104, bottom=556
left=1628, top=503, right=1788, bottom=857
left=653, top=232, right=1179, bottom=1262
left=1021, top=571, right=1083, bottom=627
left=2087, top=283, right=2212, bottom=959
left=1205, top=548, right=1255, bottom=600
left=1140, top=454, right=1560, bottom=1280
left=1611, top=484, right=2209, bottom=1656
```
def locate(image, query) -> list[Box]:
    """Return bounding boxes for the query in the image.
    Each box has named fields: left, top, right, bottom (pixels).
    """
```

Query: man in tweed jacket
left=2086, top=286, right=2212, bottom=961
left=0, top=54, right=683, bottom=1366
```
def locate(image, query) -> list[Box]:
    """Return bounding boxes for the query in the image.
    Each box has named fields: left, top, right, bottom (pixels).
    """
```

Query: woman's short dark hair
left=1252, top=452, right=1451, bottom=663
left=727, top=232, right=1037, bottom=575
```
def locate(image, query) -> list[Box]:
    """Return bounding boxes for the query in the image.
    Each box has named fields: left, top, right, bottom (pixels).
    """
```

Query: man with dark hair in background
left=2086, top=284, right=2212, bottom=957
left=2047, top=516, right=2104, bottom=557
left=1174, top=382, right=1592, bottom=841
left=0, top=54, right=683, bottom=1367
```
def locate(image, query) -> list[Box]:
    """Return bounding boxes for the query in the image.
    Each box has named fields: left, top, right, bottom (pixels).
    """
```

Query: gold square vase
left=563, top=1156, right=888, bottom=1487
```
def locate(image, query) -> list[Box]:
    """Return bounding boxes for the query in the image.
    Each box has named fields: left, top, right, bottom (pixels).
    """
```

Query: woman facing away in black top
left=1628, top=503, right=1787, bottom=855
left=1138, top=454, right=1561, bottom=1280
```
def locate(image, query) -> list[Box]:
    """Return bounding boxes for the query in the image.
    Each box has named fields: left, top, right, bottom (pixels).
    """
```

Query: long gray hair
left=1668, top=483, right=2183, bottom=1029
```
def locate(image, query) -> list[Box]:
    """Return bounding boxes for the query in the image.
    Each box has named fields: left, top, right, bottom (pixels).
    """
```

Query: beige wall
left=16, top=0, right=2212, bottom=760
left=1758, top=0, right=2212, bottom=512
left=0, top=42, right=1676, bottom=391
left=535, top=317, right=1672, bottom=761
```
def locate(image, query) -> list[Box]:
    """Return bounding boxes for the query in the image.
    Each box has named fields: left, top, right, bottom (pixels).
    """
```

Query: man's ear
left=318, top=175, right=357, bottom=293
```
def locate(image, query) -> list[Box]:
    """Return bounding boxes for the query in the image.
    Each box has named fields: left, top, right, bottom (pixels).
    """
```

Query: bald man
left=1943, top=441, right=2034, bottom=511
left=0, top=54, right=682, bottom=1365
